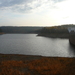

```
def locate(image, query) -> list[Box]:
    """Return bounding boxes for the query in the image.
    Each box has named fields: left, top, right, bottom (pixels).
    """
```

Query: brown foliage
left=27, top=58, right=65, bottom=75
left=26, top=57, right=74, bottom=75
left=0, top=56, right=74, bottom=75
left=0, top=60, right=30, bottom=75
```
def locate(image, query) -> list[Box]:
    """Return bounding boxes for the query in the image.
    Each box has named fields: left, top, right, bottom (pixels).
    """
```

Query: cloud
left=1, top=0, right=72, bottom=26
left=0, top=0, right=32, bottom=7
left=0, top=0, right=64, bottom=13
left=0, top=0, right=34, bottom=12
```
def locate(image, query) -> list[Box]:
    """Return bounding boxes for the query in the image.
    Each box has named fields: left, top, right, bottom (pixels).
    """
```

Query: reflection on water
left=0, top=34, right=75, bottom=57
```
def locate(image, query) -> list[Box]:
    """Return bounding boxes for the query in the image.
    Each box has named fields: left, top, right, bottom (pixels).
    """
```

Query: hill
left=0, top=27, right=4, bottom=34
left=0, top=26, right=43, bottom=34
left=0, top=28, right=2, bottom=32
left=38, top=24, right=75, bottom=38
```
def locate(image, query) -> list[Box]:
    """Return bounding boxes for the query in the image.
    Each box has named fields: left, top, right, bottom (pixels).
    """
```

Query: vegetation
left=40, top=26, right=68, bottom=34
left=0, top=27, right=4, bottom=34
left=0, top=54, right=75, bottom=75
left=38, top=24, right=75, bottom=38
left=0, top=26, right=43, bottom=34
left=1, top=24, right=75, bottom=37
left=0, top=28, right=2, bottom=32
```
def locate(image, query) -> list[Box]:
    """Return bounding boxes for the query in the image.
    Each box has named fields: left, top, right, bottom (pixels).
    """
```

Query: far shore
left=0, top=33, right=70, bottom=39
left=0, top=53, right=75, bottom=75
left=37, top=33, right=69, bottom=38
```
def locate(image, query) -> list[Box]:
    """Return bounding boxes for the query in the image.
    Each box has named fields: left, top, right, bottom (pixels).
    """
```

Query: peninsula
left=38, top=24, right=75, bottom=38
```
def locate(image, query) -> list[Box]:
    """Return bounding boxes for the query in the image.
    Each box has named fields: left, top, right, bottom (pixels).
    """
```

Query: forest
left=0, top=26, right=43, bottom=34
left=0, top=28, right=3, bottom=34
left=0, top=24, right=75, bottom=38
left=0, top=28, right=2, bottom=32
left=38, top=24, right=75, bottom=38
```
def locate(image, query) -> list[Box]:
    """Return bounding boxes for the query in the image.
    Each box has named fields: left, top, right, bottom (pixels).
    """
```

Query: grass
left=0, top=54, right=75, bottom=75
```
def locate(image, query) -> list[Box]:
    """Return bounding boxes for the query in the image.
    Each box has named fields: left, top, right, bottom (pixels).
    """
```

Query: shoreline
left=37, top=33, right=69, bottom=38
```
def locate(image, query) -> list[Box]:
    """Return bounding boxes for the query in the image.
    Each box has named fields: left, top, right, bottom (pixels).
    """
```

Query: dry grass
left=27, top=57, right=74, bottom=75
left=0, top=60, right=29, bottom=75
left=0, top=54, right=75, bottom=75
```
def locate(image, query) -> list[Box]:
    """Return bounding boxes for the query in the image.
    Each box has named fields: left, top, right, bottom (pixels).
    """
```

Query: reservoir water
left=0, top=34, right=75, bottom=57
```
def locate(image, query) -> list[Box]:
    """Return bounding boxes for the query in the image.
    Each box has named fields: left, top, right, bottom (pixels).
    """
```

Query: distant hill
left=0, top=28, right=2, bottom=32
left=1, top=24, right=75, bottom=37
left=0, top=27, right=4, bottom=34
left=38, top=24, right=75, bottom=38
left=0, top=26, right=43, bottom=34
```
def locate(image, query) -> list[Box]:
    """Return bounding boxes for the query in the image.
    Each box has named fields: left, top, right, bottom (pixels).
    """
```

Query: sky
left=0, top=0, right=75, bottom=26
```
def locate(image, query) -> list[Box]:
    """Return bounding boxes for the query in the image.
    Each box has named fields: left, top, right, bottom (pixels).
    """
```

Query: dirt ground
left=0, top=54, right=75, bottom=75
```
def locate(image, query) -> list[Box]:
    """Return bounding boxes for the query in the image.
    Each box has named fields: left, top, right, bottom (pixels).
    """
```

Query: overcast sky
left=0, top=0, right=75, bottom=26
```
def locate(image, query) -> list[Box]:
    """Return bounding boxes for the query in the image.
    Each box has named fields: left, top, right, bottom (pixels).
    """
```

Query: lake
left=0, top=34, right=75, bottom=57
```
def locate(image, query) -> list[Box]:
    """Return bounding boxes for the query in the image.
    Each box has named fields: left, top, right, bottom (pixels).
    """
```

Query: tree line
left=0, top=26, right=43, bottom=33
left=39, top=24, right=75, bottom=34
left=0, top=28, right=2, bottom=32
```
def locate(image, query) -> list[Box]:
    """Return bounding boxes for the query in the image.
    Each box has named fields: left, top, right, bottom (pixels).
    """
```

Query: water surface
left=0, top=34, right=75, bottom=57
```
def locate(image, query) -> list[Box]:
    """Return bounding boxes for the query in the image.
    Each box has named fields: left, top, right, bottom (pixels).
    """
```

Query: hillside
left=0, top=26, right=43, bottom=34
left=0, top=28, right=4, bottom=34
left=0, top=28, right=2, bottom=32
left=38, top=24, right=75, bottom=38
